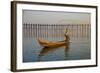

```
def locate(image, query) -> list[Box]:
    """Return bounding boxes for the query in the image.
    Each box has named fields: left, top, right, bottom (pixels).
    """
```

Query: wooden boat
left=38, top=38, right=68, bottom=48
left=38, top=29, right=70, bottom=48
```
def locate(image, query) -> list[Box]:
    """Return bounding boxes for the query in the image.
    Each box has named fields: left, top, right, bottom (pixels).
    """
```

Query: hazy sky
left=23, top=10, right=91, bottom=24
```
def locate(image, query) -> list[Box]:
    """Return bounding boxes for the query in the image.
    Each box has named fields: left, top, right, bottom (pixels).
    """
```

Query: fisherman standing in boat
left=64, top=28, right=70, bottom=43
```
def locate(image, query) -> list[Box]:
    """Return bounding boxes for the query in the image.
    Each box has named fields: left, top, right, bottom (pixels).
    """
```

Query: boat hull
left=38, top=38, right=67, bottom=48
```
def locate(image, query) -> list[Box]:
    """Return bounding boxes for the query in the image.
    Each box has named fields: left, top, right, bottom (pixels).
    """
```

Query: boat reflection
left=37, top=41, right=70, bottom=61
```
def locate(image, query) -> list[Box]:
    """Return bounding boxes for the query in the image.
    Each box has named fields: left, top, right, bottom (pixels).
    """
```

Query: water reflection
left=64, top=42, right=70, bottom=58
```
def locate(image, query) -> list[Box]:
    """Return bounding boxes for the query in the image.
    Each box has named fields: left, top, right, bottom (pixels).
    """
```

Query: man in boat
left=64, top=28, right=70, bottom=44
left=64, top=28, right=70, bottom=42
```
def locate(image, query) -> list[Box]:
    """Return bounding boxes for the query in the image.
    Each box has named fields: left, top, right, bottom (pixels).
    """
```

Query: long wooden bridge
left=23, top=23, right=91, bottom=40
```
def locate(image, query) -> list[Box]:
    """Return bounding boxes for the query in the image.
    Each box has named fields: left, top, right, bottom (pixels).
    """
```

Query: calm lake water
left=23, top=37, right=91, bottom=62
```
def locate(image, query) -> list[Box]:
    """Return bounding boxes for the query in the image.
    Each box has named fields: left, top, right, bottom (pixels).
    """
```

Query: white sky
left=23, top=10, right=91, bottom=24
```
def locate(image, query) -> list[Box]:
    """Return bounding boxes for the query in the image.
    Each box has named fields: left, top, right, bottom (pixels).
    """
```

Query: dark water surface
left=23, top=37, right=91, bottom=62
